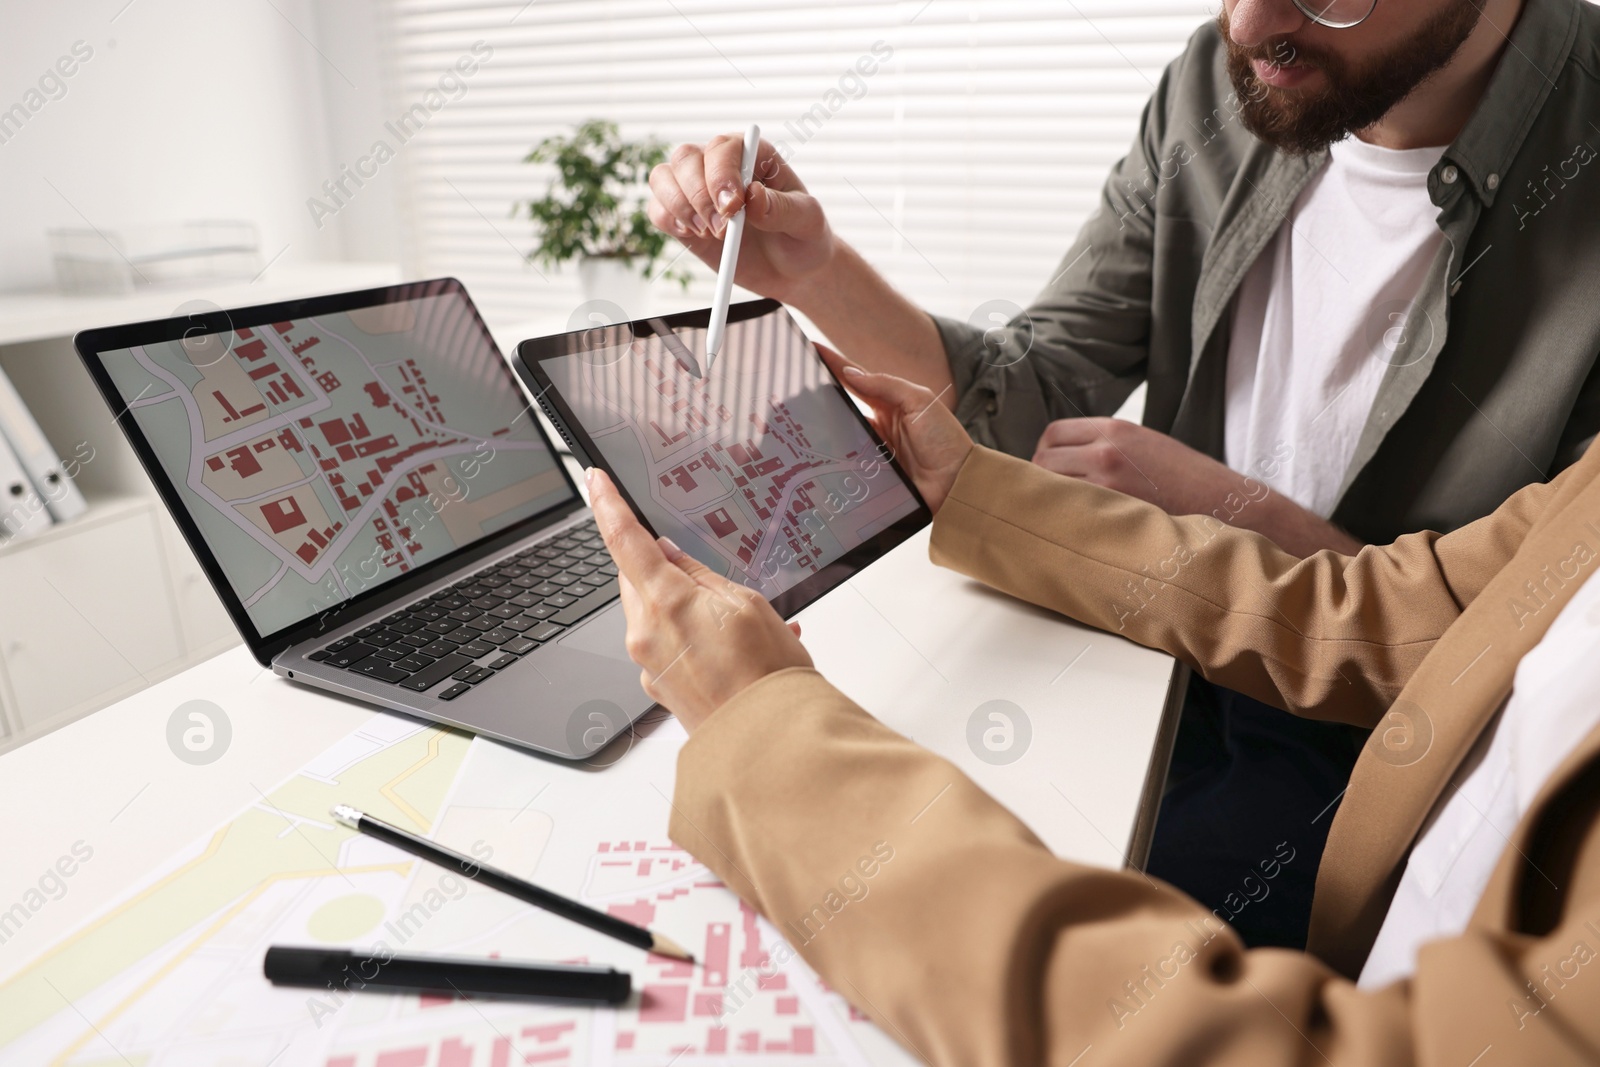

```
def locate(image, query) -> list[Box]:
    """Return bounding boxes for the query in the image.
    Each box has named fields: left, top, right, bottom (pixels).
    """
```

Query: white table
left=0, top=525, right=1182, bottom=1064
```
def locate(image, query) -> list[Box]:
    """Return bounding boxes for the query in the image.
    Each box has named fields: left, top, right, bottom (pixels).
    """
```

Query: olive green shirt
left=936, top=0, right=1600, bottom=544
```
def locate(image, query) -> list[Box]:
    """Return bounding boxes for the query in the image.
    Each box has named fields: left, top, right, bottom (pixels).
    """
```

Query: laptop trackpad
left=558, top=604, right=632, bottom=660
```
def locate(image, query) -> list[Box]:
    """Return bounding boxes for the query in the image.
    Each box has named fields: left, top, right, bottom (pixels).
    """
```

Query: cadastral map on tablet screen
left=541, top=313, right=920, bottom=598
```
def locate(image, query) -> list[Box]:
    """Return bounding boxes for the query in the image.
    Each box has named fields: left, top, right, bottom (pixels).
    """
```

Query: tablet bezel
left=511, top=298, right=933, bottom=622
left=74, top=277, right=585, bottom=666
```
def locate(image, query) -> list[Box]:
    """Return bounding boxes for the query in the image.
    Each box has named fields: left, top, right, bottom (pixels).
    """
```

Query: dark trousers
left=1145, top=675, right=1368, bottom=949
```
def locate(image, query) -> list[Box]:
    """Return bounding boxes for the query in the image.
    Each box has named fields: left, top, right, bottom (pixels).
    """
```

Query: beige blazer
left=668, top=444, right=1600, bottom=1065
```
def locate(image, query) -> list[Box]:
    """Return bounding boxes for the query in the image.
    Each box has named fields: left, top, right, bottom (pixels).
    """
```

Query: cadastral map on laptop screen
left=99, top=293, right=574, bottom=636
left=542, top=312, right=920, bottom=598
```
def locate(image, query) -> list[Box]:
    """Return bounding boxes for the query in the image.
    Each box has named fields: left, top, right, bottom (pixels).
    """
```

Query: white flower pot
left=578, top=255, right=651, bottom=319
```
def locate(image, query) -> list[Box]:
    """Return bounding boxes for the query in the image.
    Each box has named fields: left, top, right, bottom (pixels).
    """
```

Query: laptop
left=76, top=278, right=651, bottom=760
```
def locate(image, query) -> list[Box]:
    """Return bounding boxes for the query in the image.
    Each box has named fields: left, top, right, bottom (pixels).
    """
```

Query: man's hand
left=589, top=467, right=813, bottom=732
left=819, top=347, right=973, bottom=515
left=649, top=134, right=956, bottom=402
left=1033, top=417, right=1228, bottom=512
left=647, top=135, right=836, bottom=305
left=1033, top=418, right=1363, bottom=557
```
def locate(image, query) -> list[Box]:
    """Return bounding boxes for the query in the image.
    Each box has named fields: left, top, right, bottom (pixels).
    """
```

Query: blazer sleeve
left=669, top=667, right=1600, bottom=1067
left=929, top=447, right=1556, bottom=727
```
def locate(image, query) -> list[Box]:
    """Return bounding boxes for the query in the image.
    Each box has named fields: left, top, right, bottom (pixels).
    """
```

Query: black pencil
left=331, top=804, right=694, bottom=963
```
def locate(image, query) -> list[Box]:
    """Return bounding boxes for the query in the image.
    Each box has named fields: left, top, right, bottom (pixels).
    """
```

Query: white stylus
left=705, top=124, right=760, bottom=372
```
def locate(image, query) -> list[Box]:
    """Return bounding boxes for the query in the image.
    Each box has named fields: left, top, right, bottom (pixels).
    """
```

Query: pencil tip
left=650, top=934, right=696, bottom=963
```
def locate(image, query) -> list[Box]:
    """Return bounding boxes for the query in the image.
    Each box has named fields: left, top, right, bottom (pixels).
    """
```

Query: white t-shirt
left=1214, top=135, right=1599, bottom=989
left=1360, top=564, right=1600, bottom=988
left=1224, top=136, right=1447, bottom=518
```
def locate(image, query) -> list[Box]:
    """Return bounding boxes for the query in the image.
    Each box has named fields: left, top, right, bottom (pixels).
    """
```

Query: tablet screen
left=536, top=306, right=924, bottom=599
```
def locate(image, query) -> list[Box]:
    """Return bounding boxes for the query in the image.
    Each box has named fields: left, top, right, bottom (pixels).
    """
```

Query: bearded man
left=647, top=0, right=1600, bottom=950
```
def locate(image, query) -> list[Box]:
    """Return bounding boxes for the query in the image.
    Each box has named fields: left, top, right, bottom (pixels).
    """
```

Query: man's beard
left=1220, top=2, right=1482, bottom=154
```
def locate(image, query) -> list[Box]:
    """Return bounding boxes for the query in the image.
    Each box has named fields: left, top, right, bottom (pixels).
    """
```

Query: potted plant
left=518, top=120, right=691, bottom=310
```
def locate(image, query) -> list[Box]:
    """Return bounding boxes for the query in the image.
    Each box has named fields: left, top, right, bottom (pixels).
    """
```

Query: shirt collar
left=1440, top=0, right=1583, bottom=207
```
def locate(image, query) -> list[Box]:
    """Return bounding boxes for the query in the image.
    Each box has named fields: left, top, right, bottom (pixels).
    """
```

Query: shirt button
left=1441, top=165, right=1459, bottom=185
left=985, top=398, right=998, bottom=415
left=1486, top=172, right=1500, bottom=190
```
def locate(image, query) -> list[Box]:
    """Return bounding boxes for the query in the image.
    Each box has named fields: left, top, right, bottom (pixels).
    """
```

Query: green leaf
left=515, top=119, right=676, bottom=276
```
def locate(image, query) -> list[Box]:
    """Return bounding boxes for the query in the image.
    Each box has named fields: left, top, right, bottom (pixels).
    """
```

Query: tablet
left=513, top=299, right=931, bottom=619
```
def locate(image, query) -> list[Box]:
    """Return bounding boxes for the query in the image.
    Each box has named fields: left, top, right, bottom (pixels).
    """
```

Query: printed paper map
left=100, top=293, right=572, bottom=636
left=542, top=313, right=919, bottom=597
left=0, top=714, right=916, bottom=1066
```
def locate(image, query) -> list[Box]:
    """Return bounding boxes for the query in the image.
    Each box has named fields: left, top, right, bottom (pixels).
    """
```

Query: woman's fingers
left=818, top=345, right=933, bottom=420
left=817, top=344, right=867, bottom=390
left=659, top=536, right=739, bottom=602
left=845, top=368, right=935, bottom=416
left=817, top=345, right=908, bottom=460
left=589, top=469, right=693, bottom=604
left=656, top=534, right=698, bottom=570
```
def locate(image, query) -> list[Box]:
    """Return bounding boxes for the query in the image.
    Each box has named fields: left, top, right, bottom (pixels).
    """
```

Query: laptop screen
left=95, top=288, right=575, bottom=638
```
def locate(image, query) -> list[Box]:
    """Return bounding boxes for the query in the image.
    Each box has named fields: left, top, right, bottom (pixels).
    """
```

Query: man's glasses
left=1291, top=0, right=1378, bottom=28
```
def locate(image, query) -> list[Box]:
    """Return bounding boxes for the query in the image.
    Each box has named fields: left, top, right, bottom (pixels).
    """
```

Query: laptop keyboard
left=305, top=519, right=621, bottom=700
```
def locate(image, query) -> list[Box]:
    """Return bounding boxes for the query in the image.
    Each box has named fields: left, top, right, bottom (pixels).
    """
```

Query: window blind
left=382, top=0, right=1218, bottom=334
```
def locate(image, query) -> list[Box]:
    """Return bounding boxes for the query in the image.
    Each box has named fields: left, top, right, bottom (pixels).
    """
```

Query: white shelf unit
left=0, top=262, right=401, bottom=752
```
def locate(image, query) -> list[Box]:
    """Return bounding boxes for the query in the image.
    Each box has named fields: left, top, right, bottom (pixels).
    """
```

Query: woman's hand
left=819, top=347, right=974, bottom=515
left=647, top=135, right=836, bottom=305
left=588, top=467, right=813, bottom=732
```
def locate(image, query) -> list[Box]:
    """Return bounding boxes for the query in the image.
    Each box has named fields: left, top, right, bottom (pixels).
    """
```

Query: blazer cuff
left=930, top=445, right=1095, bottom=581
left=667, top=666, right=853, bottom=901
